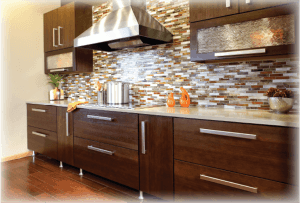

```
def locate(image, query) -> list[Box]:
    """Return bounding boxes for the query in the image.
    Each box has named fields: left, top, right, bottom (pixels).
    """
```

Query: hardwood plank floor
left=2, top=154, right=163, bottom=202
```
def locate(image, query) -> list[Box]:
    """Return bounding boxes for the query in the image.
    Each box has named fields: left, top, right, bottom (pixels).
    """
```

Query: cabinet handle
left=141, top=121, right=146, bottom=154
left=66, top=112, right=69, bottom=136
left=200, top=128, right=256, bottom=140
left=49, top=68, right=67, bottom=72
left=246, top=0, right=251, bottom=4
left=32, top=108, right=46, bottom=113
left=87, top=115, right=113, bottom=121
left=200, top=174, right=257, bottom=193
left=215, top=48, right=266, bottom=57
left=32, top=131, right=47, bottom=137
left=87, top=145, right=114, bottom=155
left=53, top=28, right=58, bottom=47
left=226, top=0, right=230, bottom=8
left=58, top=26, right=63, bottom=46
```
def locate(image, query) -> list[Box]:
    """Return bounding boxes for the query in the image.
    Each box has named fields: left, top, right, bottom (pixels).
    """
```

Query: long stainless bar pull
left=200, top=175, right=258, bottom=193
left=53, top=28, right=58, bottom=47
left=58, top=26, right=63, bottom=46
left=66, top=112, right=69, bottom=136
left=87, top=115, right=113, bottom=121
left=141, top=121, right=146, bottom=154
left=246, top=0, right=251, bottom=4
left=226, top=0, right=230, bottom=8
left=200, top=128, right=256, bottom=140
left=32, top=131, right=47, bottom=137
left=32, top=108, right=46, bottom=113
left=87, top=145, right=114, bottom=155
left=215, top=48, right=266, bottom=57
left=49, top=69, right=67, bottom=72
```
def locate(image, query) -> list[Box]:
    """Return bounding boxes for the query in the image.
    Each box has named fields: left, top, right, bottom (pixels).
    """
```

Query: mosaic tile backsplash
left=61, top=0, right=299, bottom=110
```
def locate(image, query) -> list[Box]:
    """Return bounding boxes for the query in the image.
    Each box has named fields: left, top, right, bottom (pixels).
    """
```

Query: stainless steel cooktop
left=80, top=102, right=161, bottom=110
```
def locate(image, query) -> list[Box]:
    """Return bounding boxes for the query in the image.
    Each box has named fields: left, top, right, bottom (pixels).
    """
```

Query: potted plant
left=49, top=74, right=64, bottom=100
left=266, top=87, right=294, bottom=113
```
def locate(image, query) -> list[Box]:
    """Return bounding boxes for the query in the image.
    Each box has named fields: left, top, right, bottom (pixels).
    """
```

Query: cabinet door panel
left=139, top=115, right=173, bottom=200
left=57, top=107, right=74, bottom=166
left=239, top=0, right=296, bottom=13
left=58, top=2, right=75, bottom=49
left=189, top=0, right=239, bottom=22
left=27, top=126, right=57, bottom=159
left=44, top=9, right=58, bottom=52
left=175, top=160, right=297, bottom=201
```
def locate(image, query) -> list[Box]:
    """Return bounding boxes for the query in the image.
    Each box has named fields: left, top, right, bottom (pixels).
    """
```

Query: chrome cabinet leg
left=59, top=161, right=63, bottom=168
left=79, top=168, right=83, bottom=176
left=138, top=191, right=144, bottom=200
left=32, top=151, right=35, bottom=156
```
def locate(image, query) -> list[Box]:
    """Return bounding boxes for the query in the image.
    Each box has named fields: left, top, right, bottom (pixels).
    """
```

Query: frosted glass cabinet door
left=190, top=3, right=298, bottom=62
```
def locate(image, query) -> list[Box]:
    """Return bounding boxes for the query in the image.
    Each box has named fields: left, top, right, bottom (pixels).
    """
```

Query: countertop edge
left=26, top=101, right=299, bottom=128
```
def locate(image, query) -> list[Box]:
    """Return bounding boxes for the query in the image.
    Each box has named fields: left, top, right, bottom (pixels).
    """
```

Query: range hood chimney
left=74, top=0, right=173, bottom=51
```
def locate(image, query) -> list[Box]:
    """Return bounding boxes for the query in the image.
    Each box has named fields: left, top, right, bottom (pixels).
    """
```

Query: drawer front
left=175, top=160, right=296, bottom=201
left=27, top=126, right=58, bottom=159
left=174, top=118, right=298, bottom=184
left=73, top=137, right=139, bottom=190
left=73, top=109, right=138, bottom=150
left=27, top=104, right=57, bottom=132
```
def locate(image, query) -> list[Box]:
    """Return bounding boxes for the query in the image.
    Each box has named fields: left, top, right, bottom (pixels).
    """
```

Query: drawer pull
left=49, top=68, right=67, bottom=72
left=215, top=48, right=265, bottom=57
left=87, top=145, right=114, bottom=155
left=32, top=108, right=46, bottom=113
left=200, top=128, right=256, bottom=140
left=200, top=174, right=257, bottom=193
left=87, top=115, right=113, bottom=121
left=32, top=131, right=47, bottom=137
left=66, top=112, right=69, bottom=136
left=141, top=121, right=146, bottom=154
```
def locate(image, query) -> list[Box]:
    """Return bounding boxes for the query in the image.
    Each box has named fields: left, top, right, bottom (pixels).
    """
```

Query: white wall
left=1, top=0, right=61, bottom=159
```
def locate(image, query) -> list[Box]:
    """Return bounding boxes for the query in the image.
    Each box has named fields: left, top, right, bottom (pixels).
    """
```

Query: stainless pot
left=106, top=82, right=129, bottom=104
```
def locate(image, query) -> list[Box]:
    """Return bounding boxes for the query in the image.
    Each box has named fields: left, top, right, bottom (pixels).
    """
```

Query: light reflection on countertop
left=27, top=100, right=299, bottom=127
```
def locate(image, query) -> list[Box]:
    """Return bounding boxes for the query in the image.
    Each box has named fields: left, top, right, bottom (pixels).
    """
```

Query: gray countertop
left=27, top=100, right=299, bottom=128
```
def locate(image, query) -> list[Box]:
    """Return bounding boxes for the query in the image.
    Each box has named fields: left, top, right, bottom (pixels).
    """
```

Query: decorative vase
left=268, top=97, right=294, bottom=114
left=50, top=87, right=64, bottom=101
left=180, top=87, right=190, bottom=108
left=167, top=93, right=175, bottom=107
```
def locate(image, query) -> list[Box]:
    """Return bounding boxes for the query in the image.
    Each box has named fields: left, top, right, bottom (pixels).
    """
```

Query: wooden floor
left=1, top=154, right=163, bottom=202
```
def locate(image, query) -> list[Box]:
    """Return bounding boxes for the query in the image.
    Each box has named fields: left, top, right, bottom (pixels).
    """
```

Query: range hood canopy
left=74, top=0, right=173, bottom=51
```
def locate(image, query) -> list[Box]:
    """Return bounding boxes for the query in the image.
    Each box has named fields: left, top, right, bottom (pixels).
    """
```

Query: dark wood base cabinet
left=26, top=104, right=298, bottom=201
left=27, top=126, right=58, bottom=159
left=174, top=160, right=297, bottom=201
left=73, top=137, right=139, bottom=190
left=139, top=115, right=174, bottom=201
left=57, top=107, right=74, bottom=166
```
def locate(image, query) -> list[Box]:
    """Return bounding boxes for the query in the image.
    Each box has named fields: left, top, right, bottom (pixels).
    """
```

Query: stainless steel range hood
left=74, top=0, right=173, bottom=51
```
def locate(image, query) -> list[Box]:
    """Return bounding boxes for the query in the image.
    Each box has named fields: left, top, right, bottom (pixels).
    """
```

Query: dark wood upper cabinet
left=139, top=115, right=174, bottom=200
left=239, top=0, right=297, bottom=13
left=44, top=9, right=58, bottom=52
left=189, top=0, right=239, bottom=23
left=43, top=2, right=93, bottom=74
left=43, top=2, right=92, bottom=52
left=190, top=3, right=298, bottom=62
left=57, top=107, right=74, bottom=166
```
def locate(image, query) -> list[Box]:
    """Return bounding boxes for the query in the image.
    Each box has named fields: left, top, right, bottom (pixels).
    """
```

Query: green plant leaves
left=48, top=74, right=64, bottom=87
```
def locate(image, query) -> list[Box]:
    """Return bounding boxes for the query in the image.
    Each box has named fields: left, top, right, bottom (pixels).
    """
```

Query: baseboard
left=1, top=151, right=33, bottom=162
